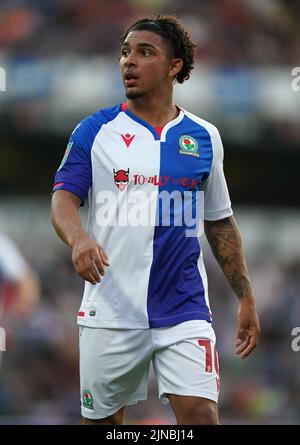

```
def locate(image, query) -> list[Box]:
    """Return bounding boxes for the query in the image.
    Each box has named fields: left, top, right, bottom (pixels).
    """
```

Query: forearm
left=204, top=215, right=254, bottom=301
left=51, top=190, right=109, bottom=285
left=51, top=190, right=86, bottom=248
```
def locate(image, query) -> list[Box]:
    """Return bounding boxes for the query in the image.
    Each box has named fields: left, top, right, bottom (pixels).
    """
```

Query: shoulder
left=70, top=104, right=121, bottom=150
left=183, top=109, right=221, bottom=140
left=183, top=109, right=224, bottom=160
left=72, top=104, right=121, bottom=137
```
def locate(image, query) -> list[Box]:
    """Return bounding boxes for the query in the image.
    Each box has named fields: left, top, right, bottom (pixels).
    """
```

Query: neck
left=126, top=90, right=179, bottom=127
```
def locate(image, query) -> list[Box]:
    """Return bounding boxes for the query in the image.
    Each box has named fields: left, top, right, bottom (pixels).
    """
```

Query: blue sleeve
left=52, top=105, right=121, bottom=204
left=52, top=117, right=96, bottom=205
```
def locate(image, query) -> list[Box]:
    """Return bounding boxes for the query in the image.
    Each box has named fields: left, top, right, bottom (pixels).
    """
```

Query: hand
left=71, top=234, right=110, bottom=285
left=235, top=298, right=260, bottom=359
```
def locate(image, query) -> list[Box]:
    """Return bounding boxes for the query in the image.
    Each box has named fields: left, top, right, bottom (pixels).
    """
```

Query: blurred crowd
left=1, top=230, right=300, bottom=424
left=0, top=0, right=300, bottom=65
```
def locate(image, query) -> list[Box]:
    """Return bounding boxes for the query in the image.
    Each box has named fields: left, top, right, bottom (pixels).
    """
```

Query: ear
left=168, top=58, right=183, bottom=79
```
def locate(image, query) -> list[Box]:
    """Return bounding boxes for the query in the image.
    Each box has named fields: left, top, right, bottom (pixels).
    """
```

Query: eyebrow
left=121, top=42, right=158, bottom=50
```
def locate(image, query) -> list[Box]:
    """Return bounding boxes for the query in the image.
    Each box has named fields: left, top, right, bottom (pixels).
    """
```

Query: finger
left=91, top=259, right=103, bottom=278
left=235, top=339, right=250, bottom=355
left=87, top=272, right=99, bottom=285
left=235, top=335, right=250, bottom=354
left=83, top=256, right=101, bottom=283
left=78, top=269, right=99, bottom=285
left=240, top=335, right=258, bottom=359
left=99, top=247, right=110, bottom=266
left=235, top=329, right=248, bottom=346
left=92, top=254, right=106, bottom=276
left=73, top=256, right=100, bottom=284
left=79, top=271, right=99, bottom=285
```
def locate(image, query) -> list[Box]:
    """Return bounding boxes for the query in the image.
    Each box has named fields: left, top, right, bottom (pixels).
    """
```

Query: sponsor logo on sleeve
left=57, top=141, right=73, bottom=171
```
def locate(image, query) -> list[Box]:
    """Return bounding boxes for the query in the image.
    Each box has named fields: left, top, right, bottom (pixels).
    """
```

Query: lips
left=124, top=72, right=139, bottom=81
left=124, top=72, right=139, bottom=86
left=125, top=80, right=138, bottom=88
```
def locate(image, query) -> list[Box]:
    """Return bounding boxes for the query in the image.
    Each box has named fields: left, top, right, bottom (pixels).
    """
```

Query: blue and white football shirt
left=53, top=103, right=233, bottom=328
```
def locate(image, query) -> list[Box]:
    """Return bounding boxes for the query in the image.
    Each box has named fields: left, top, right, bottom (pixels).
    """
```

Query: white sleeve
left=0, top=233, right=28, bottom=282
left=204, top=127, right=233, bottom=221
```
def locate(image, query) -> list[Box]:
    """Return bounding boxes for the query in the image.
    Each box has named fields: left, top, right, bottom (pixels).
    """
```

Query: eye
left=143, top=50, right=151, bottom=57
left=121, top=49, right=129, bottom=57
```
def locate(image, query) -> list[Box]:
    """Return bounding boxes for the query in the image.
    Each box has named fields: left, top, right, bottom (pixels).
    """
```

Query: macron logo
left=121, top=133, right=135, bottom=148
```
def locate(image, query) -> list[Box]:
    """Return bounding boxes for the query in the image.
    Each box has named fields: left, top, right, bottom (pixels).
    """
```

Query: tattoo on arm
left=204, top=216, right=253, bottom=300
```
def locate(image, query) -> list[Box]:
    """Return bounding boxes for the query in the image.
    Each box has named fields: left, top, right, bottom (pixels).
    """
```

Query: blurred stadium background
left=0, top=0, right=300, bottom=425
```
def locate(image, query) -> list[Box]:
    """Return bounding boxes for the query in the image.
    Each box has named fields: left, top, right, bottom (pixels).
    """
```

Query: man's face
left=119, top=30, right=173, bottom=100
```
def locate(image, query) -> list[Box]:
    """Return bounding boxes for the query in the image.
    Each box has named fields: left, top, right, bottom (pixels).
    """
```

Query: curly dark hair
left=120, top=15, right=197, bottom=84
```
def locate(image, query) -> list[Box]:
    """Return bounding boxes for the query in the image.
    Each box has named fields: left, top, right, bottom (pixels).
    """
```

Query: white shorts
left=79, top=320, right=220, bottom=420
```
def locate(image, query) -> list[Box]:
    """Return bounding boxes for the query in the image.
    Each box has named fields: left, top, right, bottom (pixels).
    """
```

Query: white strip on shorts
left=79, top=320, right=220, bottom=420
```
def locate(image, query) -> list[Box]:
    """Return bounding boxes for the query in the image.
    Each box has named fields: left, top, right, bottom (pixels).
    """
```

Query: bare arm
left=51, top=190, right=109, bottom=285
left=204, top=215, right=260, bottom=358
left=14, top=268, right=40, bottom=317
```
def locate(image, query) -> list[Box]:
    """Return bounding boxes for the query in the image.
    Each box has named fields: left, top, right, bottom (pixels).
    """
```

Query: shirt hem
left=77, top=312, right=212, bottom=329
left=204, top=207, right=233, bottom=221
left=149, top=312, right=212, bottom=328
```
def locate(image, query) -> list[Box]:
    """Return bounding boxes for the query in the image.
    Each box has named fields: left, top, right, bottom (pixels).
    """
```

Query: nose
left=124, top=50, right=137, bottom=67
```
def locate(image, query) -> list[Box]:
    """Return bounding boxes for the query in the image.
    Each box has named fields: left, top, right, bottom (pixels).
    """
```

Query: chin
left=125, top=90, right=145, bottom=100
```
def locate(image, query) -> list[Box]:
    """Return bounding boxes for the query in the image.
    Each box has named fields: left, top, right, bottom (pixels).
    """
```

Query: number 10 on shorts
left=198, top=339, right=220, bottom=392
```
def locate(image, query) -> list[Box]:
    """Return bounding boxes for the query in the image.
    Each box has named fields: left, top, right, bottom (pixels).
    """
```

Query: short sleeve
left=203, top=127, right=233, bottom=221
left=52, top=120, right=93, bottom=205
left=52, top=106, right=122, bottom=204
